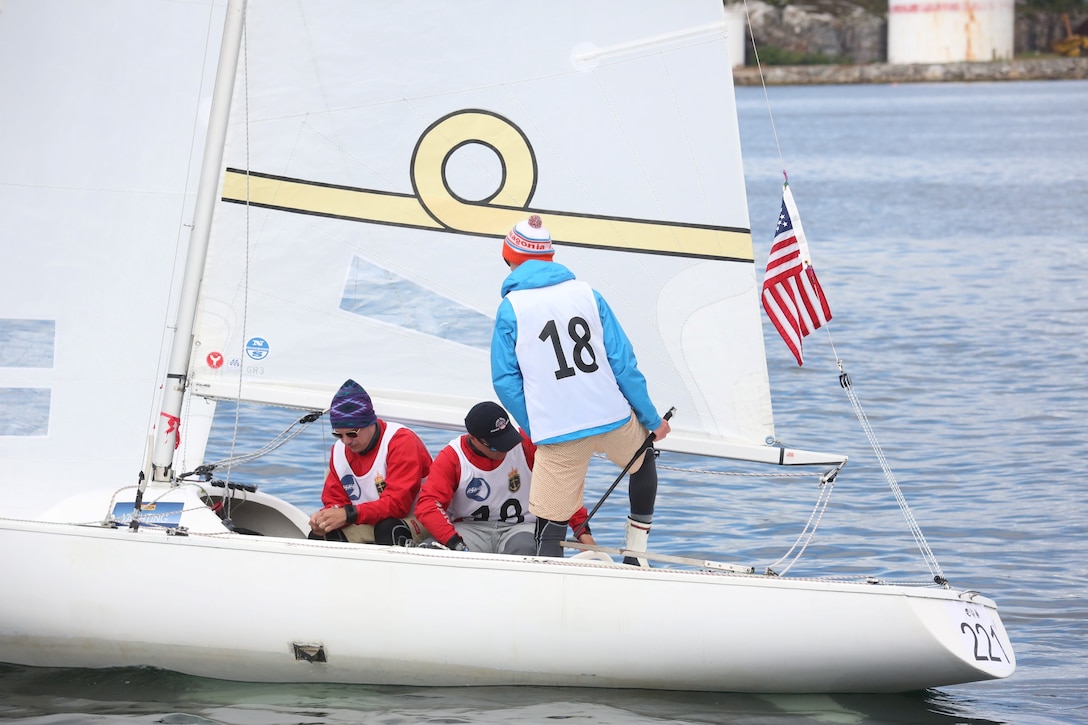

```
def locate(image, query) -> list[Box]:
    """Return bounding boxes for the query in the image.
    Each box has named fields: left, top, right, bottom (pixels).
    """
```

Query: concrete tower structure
left=888, top=0, right=1015, bottom=63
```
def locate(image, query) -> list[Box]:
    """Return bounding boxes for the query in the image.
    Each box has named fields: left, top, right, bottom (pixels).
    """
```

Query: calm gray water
left=2, top=79, right=1086, bottom=724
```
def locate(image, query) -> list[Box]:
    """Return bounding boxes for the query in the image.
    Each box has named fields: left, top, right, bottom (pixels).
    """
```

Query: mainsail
left=0, top=0, right=841, bottom=520
left=191, top=1, right=839, bottom=465
left=0, top=1, right=224, bottom=515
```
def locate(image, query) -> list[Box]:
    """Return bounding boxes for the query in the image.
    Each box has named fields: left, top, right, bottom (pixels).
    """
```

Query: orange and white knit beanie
left=503, top=215, right=554, bottom=266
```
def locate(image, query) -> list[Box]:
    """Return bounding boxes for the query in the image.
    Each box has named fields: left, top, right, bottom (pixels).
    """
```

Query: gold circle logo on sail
left=221, top=109, right=752, bottom=262
left=412, top=109, right=537, bottom=228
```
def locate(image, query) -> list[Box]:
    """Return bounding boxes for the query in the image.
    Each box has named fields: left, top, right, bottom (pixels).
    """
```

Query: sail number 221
left=959, top=606, right=1010, bottom=663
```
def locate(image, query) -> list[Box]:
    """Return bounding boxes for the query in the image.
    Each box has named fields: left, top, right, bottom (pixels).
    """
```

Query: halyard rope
left=187, top=410, right=322, bottom=474
left=833, top=353, right=947, bottom=584
left=656, top=461, right=841, bottom=576
left=763, top=466, right=838, bottom=576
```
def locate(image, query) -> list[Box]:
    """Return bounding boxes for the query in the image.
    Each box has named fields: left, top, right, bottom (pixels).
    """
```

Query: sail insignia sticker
left=245, top=338, right=270, bottom=360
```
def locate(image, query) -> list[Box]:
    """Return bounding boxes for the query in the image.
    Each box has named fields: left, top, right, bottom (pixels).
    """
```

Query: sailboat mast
left=151, top=0, right=248, bottom=482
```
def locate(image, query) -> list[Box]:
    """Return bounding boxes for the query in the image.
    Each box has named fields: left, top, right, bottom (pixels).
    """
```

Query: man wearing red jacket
left=416, top=401, right=595, bottom=554
left=308, top=379, right=431, bottom=545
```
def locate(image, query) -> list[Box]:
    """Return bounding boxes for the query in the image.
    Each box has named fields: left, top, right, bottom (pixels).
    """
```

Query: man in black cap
left=415, top=401, right=594, bottom=555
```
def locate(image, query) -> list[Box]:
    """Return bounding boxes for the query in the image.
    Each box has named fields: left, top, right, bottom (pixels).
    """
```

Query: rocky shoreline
left=732, top=57, right=1088, bottom=85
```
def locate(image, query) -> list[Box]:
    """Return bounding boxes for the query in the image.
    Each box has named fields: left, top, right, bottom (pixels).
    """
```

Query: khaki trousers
left=529, top=413, right=649, bottom=521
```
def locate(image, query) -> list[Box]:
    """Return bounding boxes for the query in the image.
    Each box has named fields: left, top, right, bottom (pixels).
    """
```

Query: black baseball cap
left=464, top=401, right=523, bottom=453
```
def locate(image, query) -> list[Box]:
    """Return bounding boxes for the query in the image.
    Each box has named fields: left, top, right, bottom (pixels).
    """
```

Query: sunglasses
left=473, top=435, right=501, bottom=452
left=332, top=429, right=363, bottom=440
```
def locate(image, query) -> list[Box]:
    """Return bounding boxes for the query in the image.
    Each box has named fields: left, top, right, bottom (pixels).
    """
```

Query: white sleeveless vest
left=332, top=422, right=405, bottom=504
left=506, top=279, right=630, bottom=440
left=446, top=437, right=533, bottom=524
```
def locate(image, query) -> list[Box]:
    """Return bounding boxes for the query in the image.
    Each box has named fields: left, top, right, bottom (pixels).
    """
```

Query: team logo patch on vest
left=466, top=477, right=491, bottom=502
left=374, top=474, right=386, bottom=495
left=508, top=468, right=521, bottom=493
left=340, top=474, right=361, bottom=501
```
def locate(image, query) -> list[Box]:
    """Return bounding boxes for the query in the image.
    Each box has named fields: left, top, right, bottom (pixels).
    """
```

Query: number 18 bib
left=506, top=280, right=630, bottom=441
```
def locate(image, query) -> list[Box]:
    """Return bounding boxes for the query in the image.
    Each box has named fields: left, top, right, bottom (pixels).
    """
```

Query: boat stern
left=909, top=589, right=1016, bottom=684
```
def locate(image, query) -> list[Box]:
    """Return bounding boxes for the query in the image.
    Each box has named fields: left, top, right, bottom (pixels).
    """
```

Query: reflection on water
left=0, top=664, right=1006, bottom=725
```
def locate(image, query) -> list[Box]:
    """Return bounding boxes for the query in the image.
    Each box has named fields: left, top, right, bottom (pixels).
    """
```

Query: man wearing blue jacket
left=490, top=214, right=671, bottom=564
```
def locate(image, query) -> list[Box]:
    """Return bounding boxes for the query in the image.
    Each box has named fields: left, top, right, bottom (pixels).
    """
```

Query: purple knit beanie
left=329, top=379, right=376, bottom=429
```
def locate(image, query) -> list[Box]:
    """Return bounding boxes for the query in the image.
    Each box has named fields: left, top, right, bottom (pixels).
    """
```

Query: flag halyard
left=761, top=185, right=831, bottom=366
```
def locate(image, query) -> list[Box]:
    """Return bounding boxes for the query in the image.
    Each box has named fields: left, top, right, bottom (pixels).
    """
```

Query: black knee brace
left=308, top=528, right=348, bottom=542
left=374, top=517, right=412, bottom=546
left=533, top=517, right=569, bottom=557
left=628, top=449, right=658, bottom=519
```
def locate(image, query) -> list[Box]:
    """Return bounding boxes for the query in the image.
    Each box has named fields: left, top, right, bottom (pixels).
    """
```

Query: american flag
left=761, top=185, right=832, bottom=366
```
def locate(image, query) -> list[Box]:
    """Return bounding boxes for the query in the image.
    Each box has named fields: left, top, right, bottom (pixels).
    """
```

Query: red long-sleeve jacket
left=320, top=419, right=432, bottom=525
left=415, top=431, right=589, bottom=546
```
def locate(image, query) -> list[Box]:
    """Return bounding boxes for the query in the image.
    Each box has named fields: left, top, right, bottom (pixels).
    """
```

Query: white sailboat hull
left=0, top=0, right=1016, bottom=696
left=0, top=506, right=1014, bottom=693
